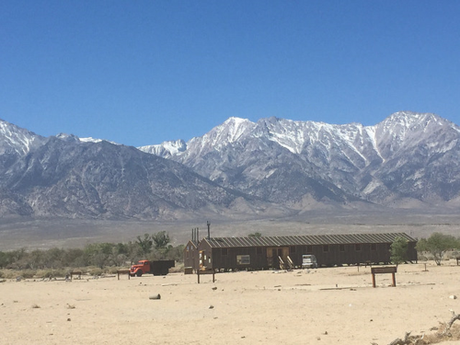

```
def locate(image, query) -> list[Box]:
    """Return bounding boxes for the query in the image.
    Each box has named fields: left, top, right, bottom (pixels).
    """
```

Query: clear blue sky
left=1, top=1, right=459, bottom=147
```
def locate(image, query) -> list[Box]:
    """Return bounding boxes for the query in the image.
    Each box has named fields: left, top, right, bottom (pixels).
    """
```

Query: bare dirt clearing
left=2, top=262, right=460, bottom=344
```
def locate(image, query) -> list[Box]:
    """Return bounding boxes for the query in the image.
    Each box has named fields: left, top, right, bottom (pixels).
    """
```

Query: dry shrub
left=417, top=254, right=429, bottom=261
left=446, top=250, right=460, bottom=260
left=18, top=269, right=36, bottom=279
left=105, top=266, right=123, bottom=274
left=170, top=262, right=184, bottom=273
left=394, top=323, right=460, bottom=344
left=35, top=269, right=67, bottom=279
left=0, top=269, right=17, bottom=279
left=87, top=267, right=103, bottom=276
left=88, top=266, right=125, bottom=276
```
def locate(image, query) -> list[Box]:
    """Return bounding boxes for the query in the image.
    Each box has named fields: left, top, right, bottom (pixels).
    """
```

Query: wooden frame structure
left=184, top=240, right=199, bottom=272
left=117, top=269, right=131, bottom=280
left=197, top=269, right=216, bottom=284
left=371, top=266, right=397, bottom=287
left=70, top=270, right=82, bottom=280
left=189, top=232, right=417, bottom=272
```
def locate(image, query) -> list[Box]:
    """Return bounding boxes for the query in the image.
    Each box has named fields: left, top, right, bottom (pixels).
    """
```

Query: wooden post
left=197, top=269, right=215, bottom=284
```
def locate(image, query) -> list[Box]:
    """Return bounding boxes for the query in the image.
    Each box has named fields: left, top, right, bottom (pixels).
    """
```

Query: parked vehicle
left=302, top=255, right=318, bottom=268
left=129, top=260, right=175, bottom=277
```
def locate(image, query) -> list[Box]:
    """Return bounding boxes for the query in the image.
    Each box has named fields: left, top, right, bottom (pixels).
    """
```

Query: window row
left=220, top=243, right=386, bottom=256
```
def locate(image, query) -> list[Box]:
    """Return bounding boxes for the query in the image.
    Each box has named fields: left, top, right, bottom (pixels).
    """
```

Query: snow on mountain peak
left=223, top=116, right=251, bottom=126
left=373, top=111, right=458, bottom=159
left=0, top=119, right=45, bottom=155
left=80, top=137, right=105, bottom=143
left=138, top=139, right=186, bottom=157
left=187, top=117, right=256, bottom=153
left=218, top=117, right=255, bottom=144
left=79, top=137, right=120, bottom=145
left=139, top=111, right=459, bottom=176
left=381, top=111, right=447, bottom=130
left=56, top=133, right=80, bottom=143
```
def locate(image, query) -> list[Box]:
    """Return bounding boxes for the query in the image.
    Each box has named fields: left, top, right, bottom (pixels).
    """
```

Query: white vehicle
left=302, top=254, right=318, bottom=268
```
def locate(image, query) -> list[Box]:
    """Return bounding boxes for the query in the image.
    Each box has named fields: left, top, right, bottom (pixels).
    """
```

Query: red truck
left=129, top=259, right=175, bottom=277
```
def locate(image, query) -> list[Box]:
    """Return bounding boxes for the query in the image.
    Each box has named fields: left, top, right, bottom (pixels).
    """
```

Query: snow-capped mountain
left=79, top=137, right=120, bottom=145
left=140, top=111, right=460, bottom=208
left=0, top=120, right=273, bottom=219
left=0, top=119, right=46, bottom=156
left=138, top=139, right=187, bottom=158
left=1, top=111, right=459, bottom=220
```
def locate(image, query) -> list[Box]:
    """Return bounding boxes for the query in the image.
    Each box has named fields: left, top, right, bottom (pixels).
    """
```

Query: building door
left=267, top=247, right=289, bottom=269
left=199, top=250, right=206, bottom=270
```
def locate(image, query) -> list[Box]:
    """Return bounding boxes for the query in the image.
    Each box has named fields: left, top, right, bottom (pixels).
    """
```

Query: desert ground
left=2, top=209, right=460, bottom=251
left=2, top=261, right=460, bottom=345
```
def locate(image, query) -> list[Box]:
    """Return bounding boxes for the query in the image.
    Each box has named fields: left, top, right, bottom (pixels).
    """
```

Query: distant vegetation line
left=1, top=232, right=459, bottom=280
left=0, top=232, right=184, bottom=278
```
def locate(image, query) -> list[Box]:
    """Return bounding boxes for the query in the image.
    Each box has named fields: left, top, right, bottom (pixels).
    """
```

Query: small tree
left=152, top=231, right=171, bottom=250
left=136, top=234, right=153, bottom=256
left=0, top=251, right=8, bottom=269
left=390, top=236, right=408, bottom=265
left=248, top=232, right=262, bottom=238
left=416, top=232, right=460, bottom=265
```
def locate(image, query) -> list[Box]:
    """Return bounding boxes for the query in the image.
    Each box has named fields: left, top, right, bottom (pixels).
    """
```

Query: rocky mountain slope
left=0, top=120, right=274, bottom=219
left=1, top=111, right=459, bottom=220
left=141, top=111, right=460, bottom=209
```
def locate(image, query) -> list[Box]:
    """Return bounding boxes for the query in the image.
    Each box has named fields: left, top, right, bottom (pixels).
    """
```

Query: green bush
left=0, top=238, right=185, bottom=272
left=390, top=236, right=408, bottom=265
left=417, top=233, right=460, bottom=265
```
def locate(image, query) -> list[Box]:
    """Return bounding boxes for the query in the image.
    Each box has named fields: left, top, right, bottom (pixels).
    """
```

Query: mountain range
left=1, top=111, right=459, bottom=220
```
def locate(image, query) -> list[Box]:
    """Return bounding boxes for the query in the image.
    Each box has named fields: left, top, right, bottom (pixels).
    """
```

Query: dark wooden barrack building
left=185, top=232, right=417, bottom=272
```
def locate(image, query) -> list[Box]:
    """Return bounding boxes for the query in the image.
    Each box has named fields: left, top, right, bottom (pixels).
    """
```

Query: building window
left=237, top=255, right=250, bottom=265
left=323, top=245, right=329, bottom=252
left=355, top=244, right=361, bottom=251
left=222, top=248, right=228, bottom=256
left=290, top=246, right=296, bottom=253
left=257, top=247, right=263, bottom=255
left=340, top=244, right=345, bottom=252
left=371, top=243, right=376, bottom=251
left=306, top=245, right=312, bottom=253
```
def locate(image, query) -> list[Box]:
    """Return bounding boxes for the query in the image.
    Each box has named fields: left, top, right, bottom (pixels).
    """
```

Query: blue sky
left=1, top=1, right=459, bottom=147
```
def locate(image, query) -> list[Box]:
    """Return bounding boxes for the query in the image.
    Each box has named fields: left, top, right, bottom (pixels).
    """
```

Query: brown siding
left=193, top=233, right=417, bottom=271
left=183, top=241, right=199, bottom=271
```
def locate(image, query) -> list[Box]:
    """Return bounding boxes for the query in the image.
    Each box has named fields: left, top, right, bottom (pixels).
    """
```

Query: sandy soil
left=2, top=262, right=460, bottom=345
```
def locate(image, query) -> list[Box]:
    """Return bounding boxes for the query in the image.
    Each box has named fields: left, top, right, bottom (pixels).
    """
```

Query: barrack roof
left=204, top=233, right=416, bottom=248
